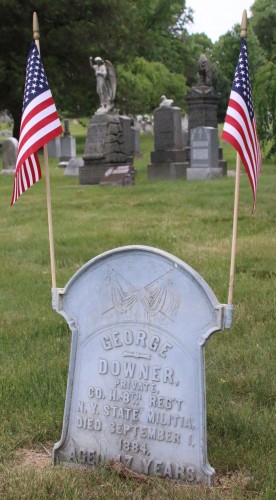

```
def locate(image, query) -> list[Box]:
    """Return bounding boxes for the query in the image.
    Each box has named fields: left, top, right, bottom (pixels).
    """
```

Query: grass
left=0, top=123, right=275, bottom=499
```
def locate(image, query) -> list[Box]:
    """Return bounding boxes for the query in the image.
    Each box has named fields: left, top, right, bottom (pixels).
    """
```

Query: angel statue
left=89, top=56, right=116, bottom=113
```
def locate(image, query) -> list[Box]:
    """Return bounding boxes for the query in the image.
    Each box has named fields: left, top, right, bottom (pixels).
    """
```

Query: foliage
left=180, top=32, right=213, bottom=88
left=211, top=28, right=241, bottom=122
left=116, top=57, right=188, bottom=114
left=211, top=19, right=276, bottom=158
left=211, top=25, right=266, bottom=122
left=0, top=0, right=191, bottom=136
left=250, top=0, right=276, bottom=158
left=251, top=0, right=276, bottom=61
left=254, top=61, right=276, bottom=157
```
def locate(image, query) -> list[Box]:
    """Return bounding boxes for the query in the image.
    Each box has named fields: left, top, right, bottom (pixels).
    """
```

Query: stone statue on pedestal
left=197, top=54, right=212, bottom=87
left=81, top=57, right=134, bottom=185
left=89, top=56, right=116, bottom=114
left=185, top=54, right=227, bottom=179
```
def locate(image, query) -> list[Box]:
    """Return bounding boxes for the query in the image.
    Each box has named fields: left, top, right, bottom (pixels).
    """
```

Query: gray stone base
left=64, top=157, right=84, bottom=177
left=99, top=165, right=135, bottom=186
left=150, top=149, right=187, bottom=163
left=219, top=160, right=227, bottom=176
left=1, top=168, right=15, bottom=175
left=60, top=136, right=76, bottom=160
left=186, top=167, right=224, bottom=180
left=80, top=162, right=130, bottom=185
left=58, top=161, right=68, bottom=169
left=147, top=162, right=188, bottom=180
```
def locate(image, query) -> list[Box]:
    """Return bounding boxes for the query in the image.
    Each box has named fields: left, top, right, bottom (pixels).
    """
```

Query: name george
left=101, top=328, right=173, bottom=359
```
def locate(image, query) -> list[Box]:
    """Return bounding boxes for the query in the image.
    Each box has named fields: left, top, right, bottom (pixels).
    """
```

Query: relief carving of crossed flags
left=102, top=267, right=181, bottom=322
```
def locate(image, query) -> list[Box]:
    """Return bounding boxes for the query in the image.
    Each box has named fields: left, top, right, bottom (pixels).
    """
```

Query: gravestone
left=119, top=115, right=133, bottom=163
left=130, top=124, right=141, bottom=157
left=60, top=119, right=76, bottom=162
left=52, top=245, right=232, bottom=485
left=48, top=137, right=61, bottom=158
left=1, top=137, right=18, bottom=174
left=187, top=127, right=225, bottom=180
left=148, top=105, right=188, bottom=180
left=80, top=114, right=131, bottom=185
left=64, top=157, right=84, bottom=177
left=185, top=54, right=227, bottom=174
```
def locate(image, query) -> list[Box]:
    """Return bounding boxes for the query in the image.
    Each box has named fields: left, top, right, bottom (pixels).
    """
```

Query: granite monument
left=185, top=54, right=227, bottom=175
left=147, top=97, right=188, bottom=180
left=80, top=57, right=133, bottom=185
left=187, top=127, right=226, bottom=180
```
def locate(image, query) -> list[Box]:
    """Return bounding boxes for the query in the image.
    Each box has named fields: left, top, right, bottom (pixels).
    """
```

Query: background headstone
left=130, top=123, right=141, bottom=157
left=1, top=137, right=18, bottom=174
left=63, top=118, right=71, bottom=136
left=52, top=246, right=232, bottom=485
left=60, top=119, right=76, bottom=162
left=187, top=127, right=225, bottom=180
left=64, top=157, right=84, bottom=176
left=81, top=113, right=130, bottom=185
left=48, top=137, right=61, bottom=158
left=119, top=115, right=133, bottom=163
left=148, top=106, right=188, bottom=180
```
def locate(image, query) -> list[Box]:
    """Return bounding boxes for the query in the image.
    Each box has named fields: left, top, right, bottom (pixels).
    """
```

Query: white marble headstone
left=52, top=246, right=232, bottom=485
left=1, top=137, right=18, bottom=173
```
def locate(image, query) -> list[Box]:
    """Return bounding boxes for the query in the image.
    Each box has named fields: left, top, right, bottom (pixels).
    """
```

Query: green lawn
left=0, top=127, right=275, bottom=499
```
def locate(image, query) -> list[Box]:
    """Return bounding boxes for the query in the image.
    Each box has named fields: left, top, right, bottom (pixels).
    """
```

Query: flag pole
left=227, top=10, right=247, bottom=305
left=228, top=153, right=241, bottom=305
left=33, top=12, right=57, bottom=289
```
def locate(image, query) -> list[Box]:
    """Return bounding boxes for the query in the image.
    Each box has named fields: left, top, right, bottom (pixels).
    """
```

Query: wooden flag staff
left=33, top=12, right=57, bottom=289
left=227, top=10, right=247, bottom=306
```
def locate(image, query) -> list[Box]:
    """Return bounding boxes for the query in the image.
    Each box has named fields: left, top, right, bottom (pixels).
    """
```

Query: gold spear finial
left=240, top=10, right=247, bottom=38
left=33, top=12, right=40, bottom=40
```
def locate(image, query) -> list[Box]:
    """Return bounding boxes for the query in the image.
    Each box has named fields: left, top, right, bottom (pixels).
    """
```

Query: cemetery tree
left=250, top=0, right=276, bottom=157
left=254, top=61, right=276, bottom=157
left=118, top=1, right=193, bottom=65
left=116, top=57, right=188, bottom=115
left=212, top=26, right=267, bottom=124
left=0, top=0, right=103, bottom=135
left=181, top=33, right=214, bottom=88
left=250, top=0, right=276, bottom=61
left=211, top=28, right=241, bottom=122
left=0, top=0, right=194, bottom=136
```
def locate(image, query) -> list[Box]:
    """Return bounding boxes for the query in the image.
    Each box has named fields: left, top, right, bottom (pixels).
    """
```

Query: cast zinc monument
left=53, top=245, right=232, bottom=485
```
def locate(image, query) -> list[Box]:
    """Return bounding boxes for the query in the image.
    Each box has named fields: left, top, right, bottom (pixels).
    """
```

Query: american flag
left=222, top=38, right=262, bottom=209
left=11, top=41, right=63, bottom=205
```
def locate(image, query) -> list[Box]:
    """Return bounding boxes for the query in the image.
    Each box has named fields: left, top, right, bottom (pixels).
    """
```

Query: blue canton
left=232, top=38, right=254, bottom=120
left=22, top=41, right=49, bottom=112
